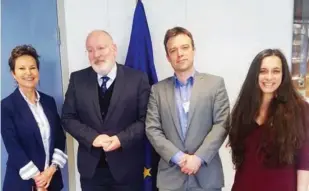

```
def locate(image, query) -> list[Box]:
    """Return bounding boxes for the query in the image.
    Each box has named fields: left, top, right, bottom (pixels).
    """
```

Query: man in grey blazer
left=146, top=27, right=230, bottom=191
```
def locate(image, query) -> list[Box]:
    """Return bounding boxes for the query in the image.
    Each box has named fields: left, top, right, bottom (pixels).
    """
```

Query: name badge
left=183, top=101, right=190, bottom=113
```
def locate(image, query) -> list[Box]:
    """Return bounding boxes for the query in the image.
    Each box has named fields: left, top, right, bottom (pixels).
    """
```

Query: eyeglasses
left=86, top=45, right=110, bottom=54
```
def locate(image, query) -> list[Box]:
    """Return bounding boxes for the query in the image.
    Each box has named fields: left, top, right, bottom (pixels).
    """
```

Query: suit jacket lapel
left=13, top=89, right=45, bottom=150
left=165, top=78, right=183, bottom=139
left=104, top=64, right=125, bottom=123
left=87, top=68, right=104, bottom=125
left=187, top=73, right=203, bottom=129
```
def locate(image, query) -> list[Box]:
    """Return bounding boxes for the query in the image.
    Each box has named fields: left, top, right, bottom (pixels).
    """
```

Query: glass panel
left=292, top=0, right=309, bottom=101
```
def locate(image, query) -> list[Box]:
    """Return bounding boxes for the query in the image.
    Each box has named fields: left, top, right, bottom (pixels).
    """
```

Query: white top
left=19, top=89, right=51, bottom=169
left=18, top=89, right=68, bottom=180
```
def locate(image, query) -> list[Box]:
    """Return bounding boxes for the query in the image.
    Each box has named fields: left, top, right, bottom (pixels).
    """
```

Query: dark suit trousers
left=80, top=167, right=143, bottom=191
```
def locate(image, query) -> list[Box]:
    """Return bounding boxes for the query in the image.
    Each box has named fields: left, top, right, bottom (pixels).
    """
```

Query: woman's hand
left=297, top=170, right=309, bottom=191
left=36, top=187, right=48, bottom=191
left=34, top=165, right=57, bottom=189
left=41, top=165, right=57, bottom=188
left=33, top=173, right=46, bottom=188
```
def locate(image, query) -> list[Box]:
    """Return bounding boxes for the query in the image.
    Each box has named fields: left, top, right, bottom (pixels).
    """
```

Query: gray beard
left=91, top=61, right=114, bottom=75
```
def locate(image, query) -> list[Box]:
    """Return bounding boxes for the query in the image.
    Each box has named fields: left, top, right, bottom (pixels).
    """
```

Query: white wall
left=58, top=0, right=294, bottom=190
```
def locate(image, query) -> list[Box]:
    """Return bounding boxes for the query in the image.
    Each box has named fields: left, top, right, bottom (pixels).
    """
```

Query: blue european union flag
left=124, top=0, right=159, bottom=190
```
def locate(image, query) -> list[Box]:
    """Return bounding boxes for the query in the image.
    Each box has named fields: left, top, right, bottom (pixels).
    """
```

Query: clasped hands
left=33, top=165, right=57, bottom=190
left=178, top=154, right=202, bottom=175
left=92, top=134, right=121, bottom=152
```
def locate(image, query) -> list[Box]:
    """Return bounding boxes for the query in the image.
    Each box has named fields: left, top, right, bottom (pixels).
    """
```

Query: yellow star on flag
left=144, top=167, right=151, bottom=178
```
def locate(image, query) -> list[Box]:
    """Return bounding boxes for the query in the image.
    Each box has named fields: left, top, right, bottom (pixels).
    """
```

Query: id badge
left=182, top=101, right=190, bottom=113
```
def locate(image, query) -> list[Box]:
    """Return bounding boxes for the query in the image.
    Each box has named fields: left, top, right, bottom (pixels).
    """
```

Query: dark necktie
left=100, top=76, right=110, bottom=94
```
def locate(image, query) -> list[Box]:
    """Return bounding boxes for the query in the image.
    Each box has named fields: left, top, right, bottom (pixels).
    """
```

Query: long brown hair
left=229, top=49, right=307, bottom=169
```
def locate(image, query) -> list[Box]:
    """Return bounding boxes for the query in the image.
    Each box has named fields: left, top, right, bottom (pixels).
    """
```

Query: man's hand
left=104, top=135, right=121, bottom=152
left=179, top=155, right=202, bottom=175
left=178, top=154, right=189, bottom=168
left=92, top=134, right=112, bottom=148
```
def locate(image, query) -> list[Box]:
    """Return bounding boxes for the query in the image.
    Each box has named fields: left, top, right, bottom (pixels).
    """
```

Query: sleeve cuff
left=19, top=161, right=40, bottom=180
left=170, top=151, right=185, bottom=165
left=196, top=155, right=206, bottom=166
left=51, top=148, right=68, bottom=168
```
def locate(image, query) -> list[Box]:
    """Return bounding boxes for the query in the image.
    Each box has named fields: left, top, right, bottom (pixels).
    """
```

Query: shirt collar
left=173, top=70, right=195, bottom=87
left=19, top=88, right=40, bottom=105
left=97, top=63, right=117, bottom=81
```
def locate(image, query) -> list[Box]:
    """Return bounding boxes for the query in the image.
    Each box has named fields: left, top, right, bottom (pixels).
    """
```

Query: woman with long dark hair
left=229, top=49, right=309, bottom=191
